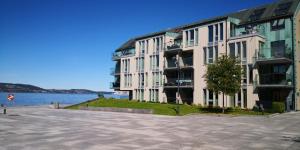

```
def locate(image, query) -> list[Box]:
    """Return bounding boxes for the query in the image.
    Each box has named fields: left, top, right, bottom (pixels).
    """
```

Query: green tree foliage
left=205, top=55, right=242, bottom=113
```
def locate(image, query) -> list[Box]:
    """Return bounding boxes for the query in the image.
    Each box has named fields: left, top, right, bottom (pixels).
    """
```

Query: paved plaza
left=0, top=106, right=300, bottom=150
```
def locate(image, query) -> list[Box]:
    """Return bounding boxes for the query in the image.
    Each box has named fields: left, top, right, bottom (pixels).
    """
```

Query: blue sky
left=0, top=0, right=275, bottom=91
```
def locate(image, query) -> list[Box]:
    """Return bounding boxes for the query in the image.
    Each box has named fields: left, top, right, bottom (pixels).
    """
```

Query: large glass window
left=237, top=42, right=241, bottom=60
left=242, top=65, right=247, bottom=84
left=190, top=30, right=194, bottom=46
left=220, top=23, right=224, bottom=41
left=215, top=24, right=218, bottom=41
left=185, top=31, right=188, bottom=47
left=208, top=25, right=214, bottom=42
left=271, top=40, right=285, bottom=58
left=229, top=43, right=235, bottom=58
left=208, top=47, right=214, bottom=64
left=195, top=29, right=199, bottom=45
left=242, top=41, right=247, bottom=60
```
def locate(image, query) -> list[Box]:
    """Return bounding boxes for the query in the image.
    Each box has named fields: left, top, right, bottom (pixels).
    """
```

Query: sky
left=0, top=0, right=276, bottom=91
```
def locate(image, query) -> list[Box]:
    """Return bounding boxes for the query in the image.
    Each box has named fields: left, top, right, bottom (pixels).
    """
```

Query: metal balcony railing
left=164, top=78, right=193, bottom=87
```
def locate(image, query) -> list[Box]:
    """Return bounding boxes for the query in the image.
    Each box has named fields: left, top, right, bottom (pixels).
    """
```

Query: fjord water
left=0, top=93, right=128, bottom=107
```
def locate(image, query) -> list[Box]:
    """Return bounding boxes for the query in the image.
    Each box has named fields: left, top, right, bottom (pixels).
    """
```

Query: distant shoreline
left=0, top=82, right=114, bottom=95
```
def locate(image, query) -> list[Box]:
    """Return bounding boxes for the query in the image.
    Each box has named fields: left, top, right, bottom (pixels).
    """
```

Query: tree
left=205, top=55, right=242, bottom=113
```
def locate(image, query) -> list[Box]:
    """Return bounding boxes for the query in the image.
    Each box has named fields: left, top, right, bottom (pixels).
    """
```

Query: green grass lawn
left=65, top=98, right=269, bottom=116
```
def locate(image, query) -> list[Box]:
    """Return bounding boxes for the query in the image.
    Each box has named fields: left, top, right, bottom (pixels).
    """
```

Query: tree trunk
left=222, top=93, right=225, bottom=114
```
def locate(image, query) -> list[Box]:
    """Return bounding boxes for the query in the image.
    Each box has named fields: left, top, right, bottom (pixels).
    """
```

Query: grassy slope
left=66, top=98, right=268, bottom=116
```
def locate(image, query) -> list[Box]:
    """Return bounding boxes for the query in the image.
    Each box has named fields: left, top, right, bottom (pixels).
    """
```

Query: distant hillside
left=0, top=83, right=113, bottom=94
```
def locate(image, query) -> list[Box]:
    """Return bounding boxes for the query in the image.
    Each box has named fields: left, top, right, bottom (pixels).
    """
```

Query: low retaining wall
left=79, top=106, right=153, bottom=114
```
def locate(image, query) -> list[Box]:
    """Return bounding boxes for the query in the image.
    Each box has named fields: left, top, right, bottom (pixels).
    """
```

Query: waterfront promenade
left=0, top=106, right=300, bottom=150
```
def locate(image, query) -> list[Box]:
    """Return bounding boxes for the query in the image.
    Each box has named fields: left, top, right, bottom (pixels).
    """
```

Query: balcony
left=229, top=31, right=265, bottom=40
left=253, top=73, right=293, bottom=92
left=110, top=82, right=120, bottom=89
left=164, top=43, right=182, bottom=56
left=253, top=48, right=292, bottom=68
left=164, top=78, right=193, bottom=88
left=110, top=68, right=120, bottom=76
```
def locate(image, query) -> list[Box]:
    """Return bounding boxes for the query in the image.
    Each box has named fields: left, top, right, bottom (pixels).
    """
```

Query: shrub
left=271, top=102, right=285, bottom=113
left=225, top=107, right=234, bottom=112
left=252, top=105, right=259, bottom=112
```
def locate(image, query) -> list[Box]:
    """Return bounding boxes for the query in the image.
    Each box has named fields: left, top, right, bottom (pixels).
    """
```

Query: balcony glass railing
left=255, top=48, right=292, bottom=60
left=166, top=43, right=182, bottom=51
left=112, top=50, right=135, bottom=60
left=110, top=68, right=120, bottom=75
left=260, top=73, right=292, bottom=85
left=110, top=82, right=120, bottom=89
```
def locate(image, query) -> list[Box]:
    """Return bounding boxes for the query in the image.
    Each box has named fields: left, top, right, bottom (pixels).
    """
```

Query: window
left=208, top=25, right=214, bottom=42
left=195, top=29, right=199, bottom=45
left=230, top=23, right=236, bottom=37
left=185, top=31, right=188, bottom=47
left=156, top=37, right=160, bottom=51
left=242, top=65, right=247, bottom=84
left=220, top=23, right=224, bottom=41
left=145, top=73, right=148, bottom=87
left=208, top=47, right=213, bottom=64
left=215, top=24, right=218, bottom=41
left=146, top=40, right=148, bottom=54
left=190, top=30, right=194, bottom=46
left=208, top=90, right=213, bottom=106
left=271, top=40, right=285, bottom=58
left=237, top=42, right=241, bottom=60
left=229, top=43, right=235, bottom=58
left=249, top=65, right=253, bottom=84
left=242, top=41, right=247, bottom=60
left=271, top=19, right=285, bottom=31
left=249, top=8, right=266, bottom=21
left=203, top=48, right=207, bottom=64
left=243, top=89, right=247, bottom=108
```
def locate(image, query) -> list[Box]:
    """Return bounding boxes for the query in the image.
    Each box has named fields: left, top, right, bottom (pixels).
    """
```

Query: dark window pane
left=220, top=23, right=224, bottom=40
left=242, top=41, right=247, bottom=59
left=215, top=46, right=218, bottom=61
left=208, top=25, right=213, bottom=42
left=271, top=40, right=285, bottom=58
left=229, top=43, right=235, bottom=58
left=208, top=47, right=213, bottom=63
left=215, top=24, right=218, bottom=41
left=271, top=19, right=285, bottom=30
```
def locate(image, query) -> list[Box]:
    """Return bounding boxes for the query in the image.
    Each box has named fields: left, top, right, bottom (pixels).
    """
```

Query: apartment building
left=111, top=0, right=300, bottom=111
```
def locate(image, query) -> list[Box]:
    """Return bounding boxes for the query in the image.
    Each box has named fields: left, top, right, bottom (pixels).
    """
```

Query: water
left=0, top=93, right=128, bottom=107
